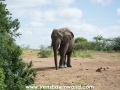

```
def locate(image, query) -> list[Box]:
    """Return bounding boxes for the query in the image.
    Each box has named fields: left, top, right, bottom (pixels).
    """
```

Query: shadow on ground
left=34, top=67, right=56, bottom=71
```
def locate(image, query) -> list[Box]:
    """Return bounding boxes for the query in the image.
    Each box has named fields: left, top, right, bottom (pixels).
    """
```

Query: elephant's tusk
left=57, top=45, right=60, bottom=50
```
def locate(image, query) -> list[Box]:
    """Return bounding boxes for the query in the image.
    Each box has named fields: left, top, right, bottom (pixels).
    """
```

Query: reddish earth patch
left=23, top=52, right=120, bottom=90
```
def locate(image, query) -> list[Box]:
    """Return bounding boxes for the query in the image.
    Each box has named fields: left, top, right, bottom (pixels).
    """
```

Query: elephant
left=51, top=27, right=74, bottom=70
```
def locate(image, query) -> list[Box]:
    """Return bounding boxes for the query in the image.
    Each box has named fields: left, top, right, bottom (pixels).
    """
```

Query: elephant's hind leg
left=67, top=51, right=72, bottom=67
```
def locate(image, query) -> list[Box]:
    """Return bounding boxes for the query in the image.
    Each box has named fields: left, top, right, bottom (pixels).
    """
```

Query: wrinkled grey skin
left=51, top=27, right=74, bottom=70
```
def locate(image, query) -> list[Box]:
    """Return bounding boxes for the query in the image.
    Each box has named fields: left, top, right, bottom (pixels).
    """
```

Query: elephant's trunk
left=53, top=44, right=59, bottom=70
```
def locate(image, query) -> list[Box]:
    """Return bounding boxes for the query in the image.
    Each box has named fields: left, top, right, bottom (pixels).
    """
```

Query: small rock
left=100, top=67, right=103, bottom=69
left=96, top=68, right=102, bottom=72
left=103, top=68, right=106, bottom=71
left=111, top=82, right=114, bottom=84
left=107, top=67, right=109, bottom=69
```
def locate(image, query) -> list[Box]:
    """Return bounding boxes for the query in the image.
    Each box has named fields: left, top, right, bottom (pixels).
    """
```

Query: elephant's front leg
left=64, top=55, right=67, bottom=68
left=59, top=49, right=67, bottom=68
left=59, top=57, right=67, bottom=68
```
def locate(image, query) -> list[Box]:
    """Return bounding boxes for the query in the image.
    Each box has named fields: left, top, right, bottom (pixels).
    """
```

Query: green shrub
left=72, top=50, right=80, bottom=57
left=75, top=37, right=88, bottom=43
left=0, top=32, right=36, bottom=90
left=112, top=36, right=120, bottom=51
left=72, top=50, right=94, bottom=58
left=79, top=50, right=94, bottom=58
left=74, top=42, right=91, bottom=51
left=0, top=68, right=7, bottom=90
left=0, top=2, right=36, bottom=90
left=38, top=45, right=52, bottom=58
left=38, top=49, right=52, bottom=58
left=74, top=37, right=91, bottom=51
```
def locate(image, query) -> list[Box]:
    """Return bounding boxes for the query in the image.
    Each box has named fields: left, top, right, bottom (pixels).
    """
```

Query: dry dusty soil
left=22, top=51, right=120, bottom=90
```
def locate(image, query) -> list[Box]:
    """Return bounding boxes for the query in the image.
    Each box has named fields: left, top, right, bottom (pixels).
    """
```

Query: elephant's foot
left=59, top=64, right=67, bottom=68
left=67, top=65, right=72, bottom=67
left=64, top=64, right=67, bottom=68
left=59, top=65, right=64, bottom=68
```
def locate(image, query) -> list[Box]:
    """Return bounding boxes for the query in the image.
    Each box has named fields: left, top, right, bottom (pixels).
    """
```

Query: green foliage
left=112, top=36, right=120, bottom=51
left=92, top=35, right=120, bottom=51
left=92, top=35, right=105, bottom=51
left=91, top=35, right=114, bottom=51
left=73, top=37, right=94, bottom=58
left=72, top=50, right=80, bottom=57
left=72, top=50, right=94, bottom=58
left=0, top=68, right=7, bottom=90
left=74, top=42, right=91, bottom=50
left=79, top=50, right=94, bottom=58
left=0, top=2, right=36, bottom=90
left=74, top=37, right=91, bottom=51
left=38, top=45, right=52, bottom=58
left=73, top=35, right=120, bottom=58
left=75, top=37, right=88, bottom=43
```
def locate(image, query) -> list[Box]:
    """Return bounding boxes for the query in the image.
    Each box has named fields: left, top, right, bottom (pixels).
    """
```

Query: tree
left=92, top=35, right=106, bottom=51
left=38, top=45, right=52, bottom=58
left=0, top=2, right=36, bottom=90
left=0, top=68, right=6, bottom=90
left=112, top=36, right=120, bottom=51
left=74, top=37, right=91, bottom=50
left=75, top=37, right=88, bottom=43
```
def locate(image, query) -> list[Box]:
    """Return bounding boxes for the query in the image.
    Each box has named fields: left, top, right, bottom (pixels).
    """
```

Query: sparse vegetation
left=70, top=35, right=120, bottom=59
left=74, top=35, right=120, bottom=52
left=79, top=50, right=94, bottom=58
left=72, top=50, right=94, bottom=58
left=21, top=47, right=39, bottom=57
left=38, top=45, right=53, bottom=58
left=37, top=36, right=120, bottom=59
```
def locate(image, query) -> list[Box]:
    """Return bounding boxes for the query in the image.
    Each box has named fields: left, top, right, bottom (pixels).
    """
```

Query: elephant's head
left=51, top=28, right=74, bottom=70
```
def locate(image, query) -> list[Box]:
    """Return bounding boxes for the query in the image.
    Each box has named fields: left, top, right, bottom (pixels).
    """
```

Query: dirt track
left=23, top=52, right=120, bottom=90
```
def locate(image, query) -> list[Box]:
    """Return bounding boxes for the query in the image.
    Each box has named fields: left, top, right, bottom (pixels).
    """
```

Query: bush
left=72, top=50, right=94, bottom=58
left=74, top=35, right=120, bottom=52
left=0, top=68, right=7, bottom=90
left=75, top=37, right=88, bottom=43
left=0, top=2, right=36, bottom=90
left=74, top=37, right=91, bottom=51
left=38, top=45, right=52, bottom=58
left=72, top=50, right=80, bottom=57
left=112, top=36, right=120, bottom=51
left=0, top=29, right=36, bottom=90
left=74, top=42, right=91, bottom=51
left=79, top=50, right=94, bottom=58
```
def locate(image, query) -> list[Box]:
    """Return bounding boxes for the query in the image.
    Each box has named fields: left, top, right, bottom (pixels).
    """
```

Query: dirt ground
left=23, top=51, right=120, bottom=90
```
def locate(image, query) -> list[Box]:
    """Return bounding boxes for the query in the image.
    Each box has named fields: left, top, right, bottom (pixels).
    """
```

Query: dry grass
left=21, top=49, right=120, bottom=62
left=21, top=49, right=39, bottom=57
left=22, top=50, right=120, bottom=90
left=93, top=51, right=120, bottom=61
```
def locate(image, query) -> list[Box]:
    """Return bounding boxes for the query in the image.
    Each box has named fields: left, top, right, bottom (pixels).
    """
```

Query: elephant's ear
left=57, top=30, right=63, bottom=37
left=62, top=31, right=74, bottom=45
left=51, top=29, right=55, bottom=38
